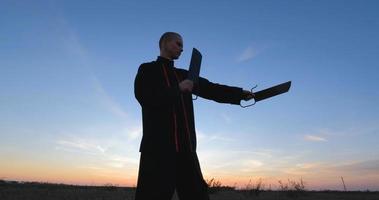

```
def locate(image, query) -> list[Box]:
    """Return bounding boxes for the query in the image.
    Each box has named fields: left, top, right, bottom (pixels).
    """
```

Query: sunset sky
left=1, top=0, right=379, bottom=191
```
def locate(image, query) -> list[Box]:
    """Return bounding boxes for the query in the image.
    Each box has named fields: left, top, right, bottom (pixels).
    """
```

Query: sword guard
left=240, top=84, right=258, bottom=108
left=251, top=84, right=258, bottom=92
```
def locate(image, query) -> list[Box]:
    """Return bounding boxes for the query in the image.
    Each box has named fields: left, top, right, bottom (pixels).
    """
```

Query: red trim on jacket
left=174, top=71, right=193, bottom=152
left=161, top=64, right=179, bottom=152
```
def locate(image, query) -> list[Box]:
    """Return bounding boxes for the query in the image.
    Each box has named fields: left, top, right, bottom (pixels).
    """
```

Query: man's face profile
left=162, top=36, right=183, bottom=60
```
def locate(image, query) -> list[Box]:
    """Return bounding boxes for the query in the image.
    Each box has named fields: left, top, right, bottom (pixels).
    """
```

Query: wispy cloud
left=330, top=159, right=379, bottom=174
left=196, top=130, right=236, bottom=143
left=237, top=46, right=258, bottom=62
left=62, top=27, right=88, bottom=59
left=243, top=159, right=264, bottom=168
left=108, top=154, right=139, bottom=166
left=56, top=14, right=129, bottom=120
left=304, top=134, right=327, bottom=142
left=56, top=139, right=107, bottom=155
left=307, top=123, right=379, bottom=140
left=198, top=148, right=276, bottom=175
left=281, top=162, right=321, bottom=176
left=124, top=126, right=142, bottom=141
left=55, top=15, right=90, bottom=65
left=55, top=134, right=139, bottom=170
left=91, top=76, right=128, bottom=119
left=278, top=158, right=379, bottom=177
left=220, top=113, right=232, bottom=124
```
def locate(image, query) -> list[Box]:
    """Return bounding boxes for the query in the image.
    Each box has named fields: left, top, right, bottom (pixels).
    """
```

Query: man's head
left=159, top=32, right=183, bottom=60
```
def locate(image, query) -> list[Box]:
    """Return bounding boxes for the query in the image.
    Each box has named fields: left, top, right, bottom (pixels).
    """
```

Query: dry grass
left=1, top=179, right=379, bottom=200
left=277, top=178, right=307, bottom=198
left=205, top=178, right=235, bottom=194
left=240, top=178, right=264, bottom=197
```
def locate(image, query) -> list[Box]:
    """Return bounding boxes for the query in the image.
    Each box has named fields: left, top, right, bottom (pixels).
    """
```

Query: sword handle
left=240, top=84, right=257, bottom=108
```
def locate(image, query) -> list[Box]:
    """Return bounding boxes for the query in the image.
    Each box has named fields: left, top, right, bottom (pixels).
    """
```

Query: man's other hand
left=242, top=90, right=255, bottom=101
left=179, top=79, right=194, bottom=93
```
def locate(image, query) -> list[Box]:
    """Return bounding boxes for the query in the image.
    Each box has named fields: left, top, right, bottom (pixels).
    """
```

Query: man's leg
left=135, top=152, right=176, bottom=200
left=175, top=152, right=210, bottom=200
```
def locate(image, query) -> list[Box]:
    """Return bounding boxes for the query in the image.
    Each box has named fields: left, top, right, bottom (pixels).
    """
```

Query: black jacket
left=134, top=56, right=243, bottom=153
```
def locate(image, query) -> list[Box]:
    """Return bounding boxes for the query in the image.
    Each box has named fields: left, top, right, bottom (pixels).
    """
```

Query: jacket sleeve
left=134, top=64, right=180, bottom=107
left=193, top=76, right=243, bottom=105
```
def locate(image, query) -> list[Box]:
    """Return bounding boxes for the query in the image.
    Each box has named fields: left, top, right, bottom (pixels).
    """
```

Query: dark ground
left=1, top=181, right=378, bottom=200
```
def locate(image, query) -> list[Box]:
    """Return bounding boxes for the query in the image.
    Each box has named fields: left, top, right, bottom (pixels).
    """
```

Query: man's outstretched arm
left=193, top=77, right=254, bottom=105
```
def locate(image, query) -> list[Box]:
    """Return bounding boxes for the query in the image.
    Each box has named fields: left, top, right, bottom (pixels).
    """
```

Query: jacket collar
left=156, top=56, right=174, bottom=68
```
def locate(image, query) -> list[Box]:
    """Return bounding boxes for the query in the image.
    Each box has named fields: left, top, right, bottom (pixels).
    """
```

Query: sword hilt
left=240, top=84, right=257, bottom=108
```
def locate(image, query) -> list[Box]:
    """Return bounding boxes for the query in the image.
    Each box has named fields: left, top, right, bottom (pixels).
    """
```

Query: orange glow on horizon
left=2, top=158, right=378, bottom=190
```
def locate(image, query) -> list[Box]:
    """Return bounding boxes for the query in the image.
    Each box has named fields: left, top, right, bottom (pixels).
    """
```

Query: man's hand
left=242, top=90, right=255, bottom=101
left=179, top=79, right=194, bottom=93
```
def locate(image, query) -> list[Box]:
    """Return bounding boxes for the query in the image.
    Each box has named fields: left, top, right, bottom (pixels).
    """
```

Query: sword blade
left=254, top=81, right=291, bottom=102
left=188, top=48, right=202, bottom=84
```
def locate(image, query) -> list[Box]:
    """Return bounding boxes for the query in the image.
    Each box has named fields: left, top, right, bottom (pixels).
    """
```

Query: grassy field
left=1, top=180, right=378, bottom=200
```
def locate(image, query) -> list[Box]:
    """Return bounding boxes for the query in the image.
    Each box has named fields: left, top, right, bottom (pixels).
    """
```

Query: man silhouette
left=134, top=32, right=254, bottom=200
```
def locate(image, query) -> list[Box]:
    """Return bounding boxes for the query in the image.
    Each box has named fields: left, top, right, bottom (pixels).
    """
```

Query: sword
left=241, top=81, right=292, bottom=107
left=187, top=48, right=202, bottom=85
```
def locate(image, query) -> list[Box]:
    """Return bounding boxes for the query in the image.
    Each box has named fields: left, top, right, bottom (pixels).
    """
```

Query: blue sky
left=1, top=0, right=379, bottom=190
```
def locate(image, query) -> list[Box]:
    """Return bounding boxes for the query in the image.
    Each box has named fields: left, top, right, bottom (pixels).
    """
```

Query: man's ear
left=161, top=40, right=168, bottom=51
left=160, top=44, right=165, bottom=53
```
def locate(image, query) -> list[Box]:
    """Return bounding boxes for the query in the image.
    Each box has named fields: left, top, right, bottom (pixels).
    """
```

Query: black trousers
left=135, top=151, right=210, bottom=200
